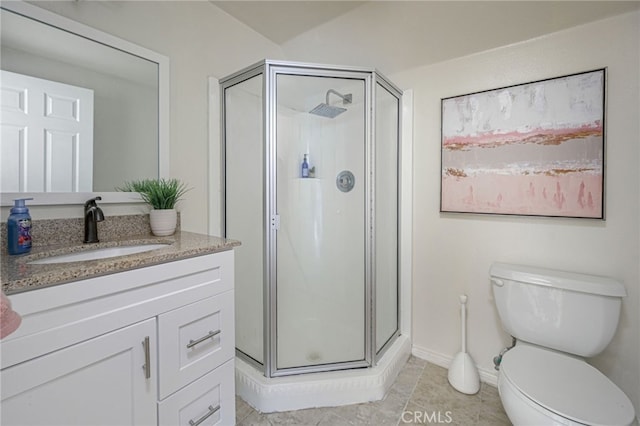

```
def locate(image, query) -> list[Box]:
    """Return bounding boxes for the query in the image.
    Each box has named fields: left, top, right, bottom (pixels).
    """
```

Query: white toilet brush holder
left=448, top=294, right=480, bottom=394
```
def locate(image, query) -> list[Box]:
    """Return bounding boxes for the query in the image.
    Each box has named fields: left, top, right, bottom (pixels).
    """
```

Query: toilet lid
left=500, top=345, right=635, bottom=426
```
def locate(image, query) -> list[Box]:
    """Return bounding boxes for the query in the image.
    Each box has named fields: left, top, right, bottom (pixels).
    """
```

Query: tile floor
left=235, top=356, right=511, bottom=425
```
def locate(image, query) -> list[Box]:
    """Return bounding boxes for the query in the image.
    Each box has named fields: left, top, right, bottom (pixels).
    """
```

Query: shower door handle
left=271, top=214, right=280, bottom=231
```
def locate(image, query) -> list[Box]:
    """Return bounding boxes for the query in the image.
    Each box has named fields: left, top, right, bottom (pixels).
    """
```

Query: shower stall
left=221, top=60, right=408, bottom=411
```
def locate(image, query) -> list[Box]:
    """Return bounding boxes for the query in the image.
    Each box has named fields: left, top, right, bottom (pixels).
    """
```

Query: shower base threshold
left=235, top=334, right=411, bottom=413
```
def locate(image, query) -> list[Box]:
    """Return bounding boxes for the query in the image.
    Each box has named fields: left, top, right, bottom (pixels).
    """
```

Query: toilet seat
left=500, top=345, right=635, bottom=426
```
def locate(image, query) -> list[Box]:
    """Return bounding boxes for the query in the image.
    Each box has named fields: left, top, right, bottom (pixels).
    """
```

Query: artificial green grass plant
left=118, top=178, right=190, bottom=210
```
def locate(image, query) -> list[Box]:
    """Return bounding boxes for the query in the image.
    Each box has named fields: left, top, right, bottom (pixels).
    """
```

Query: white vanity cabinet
left=1, top=319, right=158, bottom=425
left=0, top=250, right=236, bottom=426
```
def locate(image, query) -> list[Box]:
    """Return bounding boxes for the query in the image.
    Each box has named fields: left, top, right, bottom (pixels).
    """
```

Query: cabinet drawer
left=158, top=291, right=234, bottom=399
left=158, top=359, right=235, bottom=426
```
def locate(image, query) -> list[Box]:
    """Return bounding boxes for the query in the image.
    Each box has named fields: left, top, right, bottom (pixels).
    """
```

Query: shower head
left=309, top=103, right=347, bottom=118
left=309, top=89, right=352, bottom=118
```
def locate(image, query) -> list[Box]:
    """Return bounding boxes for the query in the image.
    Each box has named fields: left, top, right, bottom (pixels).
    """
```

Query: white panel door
left=0, top=70, right=94, bottom=192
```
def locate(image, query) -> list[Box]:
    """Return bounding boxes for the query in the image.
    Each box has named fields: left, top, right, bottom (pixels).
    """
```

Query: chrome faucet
left=83, top=196, right=105, bottom=243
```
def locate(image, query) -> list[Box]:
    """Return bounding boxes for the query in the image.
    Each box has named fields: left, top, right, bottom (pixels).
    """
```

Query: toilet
left=490, top=262, right=636, bottom=426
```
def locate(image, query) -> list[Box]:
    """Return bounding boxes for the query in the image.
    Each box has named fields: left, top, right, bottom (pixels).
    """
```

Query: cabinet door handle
left=188, top=404, right=220, bottom=426
left=186, top=330, right=221, bottom=349
left=142, top=336, right=151, bottom=379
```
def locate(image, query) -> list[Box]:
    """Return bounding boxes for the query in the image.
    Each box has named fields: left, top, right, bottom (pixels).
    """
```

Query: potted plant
left=118, top=178, right=190, bottom=236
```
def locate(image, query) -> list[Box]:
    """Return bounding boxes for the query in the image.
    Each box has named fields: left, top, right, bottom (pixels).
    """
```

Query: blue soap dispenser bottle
left=7, top=198, right=33, bottom=255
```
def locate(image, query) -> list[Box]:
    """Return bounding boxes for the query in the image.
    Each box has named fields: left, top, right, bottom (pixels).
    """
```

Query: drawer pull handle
left=189, top=404, right=220, bottom=426
left=142, top=336, right=151, bottom=379
left=187, top=330, right=221, bottom=349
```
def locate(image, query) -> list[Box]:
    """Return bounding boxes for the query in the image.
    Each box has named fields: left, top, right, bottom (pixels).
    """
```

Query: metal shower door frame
left=265, top=62, right=374, bottom=378
left=221, top=60, right=403, bottom=378
left=220, top=62, right=268, bottom=370
left=371, top=73, right=403, bottom=363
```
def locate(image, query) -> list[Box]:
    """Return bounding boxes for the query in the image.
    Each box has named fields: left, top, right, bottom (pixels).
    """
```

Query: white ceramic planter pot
left=149, top=209, right=177, bottom=236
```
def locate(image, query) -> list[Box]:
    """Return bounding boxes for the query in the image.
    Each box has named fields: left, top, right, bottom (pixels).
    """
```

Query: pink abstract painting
left=441, top=69, right=605, bottom=218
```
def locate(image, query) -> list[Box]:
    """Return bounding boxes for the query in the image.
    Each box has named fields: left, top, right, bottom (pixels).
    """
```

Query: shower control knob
left=336, top=170, right=355, bottom=192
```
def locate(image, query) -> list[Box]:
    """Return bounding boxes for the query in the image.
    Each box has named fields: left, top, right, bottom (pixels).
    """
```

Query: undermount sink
left=27, top=244, right=170, bottom=265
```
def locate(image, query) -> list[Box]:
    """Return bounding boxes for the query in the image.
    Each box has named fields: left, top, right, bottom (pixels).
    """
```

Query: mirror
left=0, top=2, right=169, bottom=205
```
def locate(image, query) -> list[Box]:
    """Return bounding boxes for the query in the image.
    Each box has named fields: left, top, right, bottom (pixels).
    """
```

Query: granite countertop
left=2, top=231, right=240, bottom=295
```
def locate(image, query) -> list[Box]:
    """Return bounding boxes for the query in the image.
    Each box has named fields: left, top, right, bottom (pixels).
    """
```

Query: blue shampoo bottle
left=301, top=154, right=309, bottom=178
left=7, top=198, right=33, bottom=255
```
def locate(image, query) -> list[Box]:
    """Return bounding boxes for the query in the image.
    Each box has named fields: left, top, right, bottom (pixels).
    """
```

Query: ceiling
left=212, top=1, right=367, bottom=44
left=211, top=1, right=640, bottom=74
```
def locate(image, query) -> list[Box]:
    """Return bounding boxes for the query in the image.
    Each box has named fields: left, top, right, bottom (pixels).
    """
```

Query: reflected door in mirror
left=1, top=70, right=94, bottom=192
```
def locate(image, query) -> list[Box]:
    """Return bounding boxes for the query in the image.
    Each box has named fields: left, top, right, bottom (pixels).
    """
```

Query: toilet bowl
left=490, top=263, right=636, bottom=426
left=498, top=344, right=635, bottom=426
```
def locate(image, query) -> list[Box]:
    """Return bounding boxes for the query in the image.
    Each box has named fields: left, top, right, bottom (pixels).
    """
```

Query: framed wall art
left=440, top=69, right=605, bottom=219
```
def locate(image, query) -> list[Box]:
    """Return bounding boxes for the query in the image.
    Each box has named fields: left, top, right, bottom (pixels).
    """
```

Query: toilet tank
left=490, top=263, right=626, bottom=357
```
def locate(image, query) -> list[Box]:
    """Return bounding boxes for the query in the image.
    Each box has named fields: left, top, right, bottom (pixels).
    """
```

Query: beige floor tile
left=411, top=378, right=481, bottom=412
left=236, top=395, right=255, bottom=424
left=399, top=401, right=459, bottom=425
left=369, top=389, right=408, bottom=420
left=405, top=355, right=428, bottom=369
left=316, top=412, right=353, bottom=426
left=415, top=363, right=449, bottom=389
left=263, top=407, right=328, bottom=425
left=477, top=409, right=512, bottom=426
left=236, top=410, right=273, bottom=426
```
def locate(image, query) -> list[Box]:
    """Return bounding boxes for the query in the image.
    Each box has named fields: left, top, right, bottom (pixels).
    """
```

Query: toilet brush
left=448, top=294, right=480, bottom=394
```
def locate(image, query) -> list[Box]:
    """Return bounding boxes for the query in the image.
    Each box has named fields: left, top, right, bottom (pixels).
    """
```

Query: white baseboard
left=411, top=344, right=498, bottom=387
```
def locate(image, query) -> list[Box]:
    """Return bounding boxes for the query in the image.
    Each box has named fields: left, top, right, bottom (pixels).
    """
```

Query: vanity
left=1, top=3, right=239, bottom=423
left=1, top=225, right=240, bottom=426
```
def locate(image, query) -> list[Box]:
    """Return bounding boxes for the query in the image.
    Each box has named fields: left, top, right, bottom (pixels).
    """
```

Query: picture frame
left=440, top=69, right=605, bottom=219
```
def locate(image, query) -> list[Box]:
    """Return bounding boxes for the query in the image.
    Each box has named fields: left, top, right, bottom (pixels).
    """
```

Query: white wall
left=24, top=0, right=284, bottom=231
left=391, top=11, right=640, bottom=413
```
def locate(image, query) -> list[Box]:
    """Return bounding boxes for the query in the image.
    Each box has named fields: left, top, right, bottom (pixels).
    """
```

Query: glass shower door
left=224, top=73, right=264, bottom=366
left=375, top=81, right=400, bottom=356
left=273, top=72, right=369, bottom=373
